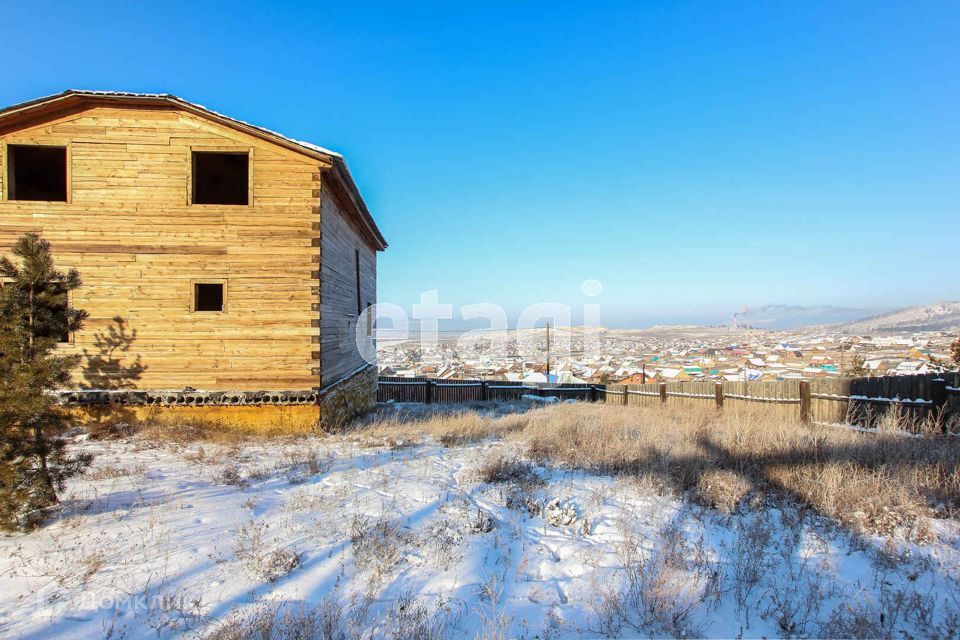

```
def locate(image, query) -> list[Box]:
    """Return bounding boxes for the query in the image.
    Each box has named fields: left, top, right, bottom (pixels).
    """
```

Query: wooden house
left=616, top=372, right=654, bottom=385
left=0, top=90, right=387, bottom=427
left=656, top=368, right=691, bottom=382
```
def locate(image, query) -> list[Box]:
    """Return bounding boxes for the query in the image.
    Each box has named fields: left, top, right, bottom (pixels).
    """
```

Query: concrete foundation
left=63, top=365, right=378, bottom=433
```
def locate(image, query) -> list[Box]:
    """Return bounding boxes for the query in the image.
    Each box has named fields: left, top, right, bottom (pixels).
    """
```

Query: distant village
left=377, top=326, right=960, bottom=385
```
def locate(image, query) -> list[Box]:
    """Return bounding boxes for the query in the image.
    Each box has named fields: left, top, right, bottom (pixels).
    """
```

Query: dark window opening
left=54, top=301, right=71, bottom=343
left=354, top=249, right=362, bottom=317
left=8, top=145, right=67, bottom=201
left=32, top=288, right=70, bottom=343
left=194, top=283, right=224, bottom=312
left=192, top=152, right=248, bottom=205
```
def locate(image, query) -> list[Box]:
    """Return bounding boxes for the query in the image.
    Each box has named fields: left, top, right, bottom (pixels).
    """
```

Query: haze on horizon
left=375, top=300, right=886, bottom=333
left=3, top=1, right=958, bottom=327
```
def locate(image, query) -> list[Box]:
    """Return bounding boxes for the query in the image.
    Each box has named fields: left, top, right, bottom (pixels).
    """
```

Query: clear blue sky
left=3, top=1, right=958, bottom=327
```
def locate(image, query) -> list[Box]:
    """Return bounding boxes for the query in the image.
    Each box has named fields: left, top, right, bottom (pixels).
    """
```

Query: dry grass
left=358, top=402, right=960, bottom=535
left=132, top=417, right=319, bottom=445
left=114, top=404, right=517, bottom=448
left=694, top=469, right=754, bottom=514
left=354, top=407, right=528, bottom=447
left=476, top=451, right=540, bottom=485
left=234, top=520, right=301, bottom=583
left=520, top=403, right=960, bottom=533
left=207, top=600, right=345, bottom=640
left=851, top=401, right=957, bottom=436
left=350, top=515, right=409, bottom=582
left=206, top=593, right=462, bottom=640
left=104, top=400, right=960, bottom=536
left=592, top=519, right=710, bottom=637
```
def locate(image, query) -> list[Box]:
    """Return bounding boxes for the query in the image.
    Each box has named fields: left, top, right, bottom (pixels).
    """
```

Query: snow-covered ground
left=1, top=410, right=959, bottom=638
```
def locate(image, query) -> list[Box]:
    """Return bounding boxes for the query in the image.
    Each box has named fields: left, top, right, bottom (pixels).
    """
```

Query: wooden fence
left=600, top=379, right=801, bottom=424
left=605, top=373, right=959, bottom=430
left=378, top=376, right=597, bottom=404
left=378, top=372, right=960, bottom=432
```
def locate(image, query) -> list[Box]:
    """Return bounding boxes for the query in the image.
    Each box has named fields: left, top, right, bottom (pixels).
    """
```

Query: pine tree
left=0, top=233, right=91, bottom=530
left=951, top=338, right=960, bottom=369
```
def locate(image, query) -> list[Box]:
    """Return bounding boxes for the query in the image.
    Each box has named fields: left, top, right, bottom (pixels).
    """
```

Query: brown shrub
left=694, top=469, right=753, bottom=514
left=234, top=520, right=301, bottom=583
left=86, top=419, right=138, bottom=440
left=354, top=407, right=529, bottom=447
left=476, top=451, right=539, bottom=485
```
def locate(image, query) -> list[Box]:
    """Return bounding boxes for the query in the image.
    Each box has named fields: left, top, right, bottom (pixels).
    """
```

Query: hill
left=841, top=301, right=960, bottom=333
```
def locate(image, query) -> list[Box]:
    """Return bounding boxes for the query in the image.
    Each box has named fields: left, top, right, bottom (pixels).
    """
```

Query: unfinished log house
left=0, top=90, right=387, bottom=428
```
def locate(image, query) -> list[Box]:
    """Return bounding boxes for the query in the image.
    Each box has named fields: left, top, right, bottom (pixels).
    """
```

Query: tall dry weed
left=374, top=402, right=960, bottom=534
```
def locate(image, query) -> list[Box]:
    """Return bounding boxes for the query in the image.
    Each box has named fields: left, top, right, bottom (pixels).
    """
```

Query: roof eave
left=329, top=157, right=388, bottom=251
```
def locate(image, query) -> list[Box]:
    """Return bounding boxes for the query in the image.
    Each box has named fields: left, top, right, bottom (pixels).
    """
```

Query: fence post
left=659, top=382, right=667, bottom=404
left=425, top=380, right=434, bottom=405
left=715, top=382, right=724, bottom=411
left=480, top=380, right=488, bottom=402
left=589, top=386, right=597, bottom=403
left=623, top=385, right=629, bottom=406
left=799, top=380, right=811, bottom=424
left=931, top=377, right=948, bottom=433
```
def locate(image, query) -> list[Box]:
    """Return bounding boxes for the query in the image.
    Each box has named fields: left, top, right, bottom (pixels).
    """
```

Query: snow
left=521, top=394, right=560, bottom=403
left=850, top=394, right=932, bottom=404
left=1, top=415, right=958, bottom=638
left=842, top=301, right=960, bottom=333
left=53, top=90, right=345, bottom=159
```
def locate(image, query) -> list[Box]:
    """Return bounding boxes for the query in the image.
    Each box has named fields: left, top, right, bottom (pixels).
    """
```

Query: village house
left=616, top=372, right=654, bottom=385
left=0, top=90, right=387, bottom=427
left=656, top=367, right=690, bottom=382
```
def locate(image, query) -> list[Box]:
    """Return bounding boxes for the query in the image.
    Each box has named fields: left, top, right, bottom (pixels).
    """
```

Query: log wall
left=0, top=104, right=366, bottom=392
left=319, top=178, right=377, bottom=386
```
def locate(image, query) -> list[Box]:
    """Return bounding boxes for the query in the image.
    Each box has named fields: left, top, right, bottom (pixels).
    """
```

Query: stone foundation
left=61, top=365, right=378, bottom=432
left=317, top=365, right=379, bottom=431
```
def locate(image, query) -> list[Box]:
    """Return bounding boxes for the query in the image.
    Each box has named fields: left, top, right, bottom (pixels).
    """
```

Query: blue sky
left=3, top=1, right=958, bottom=328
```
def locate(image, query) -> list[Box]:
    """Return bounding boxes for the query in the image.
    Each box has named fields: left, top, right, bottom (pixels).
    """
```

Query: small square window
left=194, top=283, right=224, bottom=312
left=8, top=145, right=67, bottom=201
left=192, top=151, right=249, bottom=205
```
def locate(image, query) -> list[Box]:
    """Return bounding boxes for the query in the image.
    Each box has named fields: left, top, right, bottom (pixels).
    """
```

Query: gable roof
left=0, top=90, right=387, bottom=250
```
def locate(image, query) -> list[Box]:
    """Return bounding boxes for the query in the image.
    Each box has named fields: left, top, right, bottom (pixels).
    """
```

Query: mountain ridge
left=839, top=301, right=960, bottom=333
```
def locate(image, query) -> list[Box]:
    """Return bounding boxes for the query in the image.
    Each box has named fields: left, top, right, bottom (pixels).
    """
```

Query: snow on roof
left=22, top=89, right=346, bottom=159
